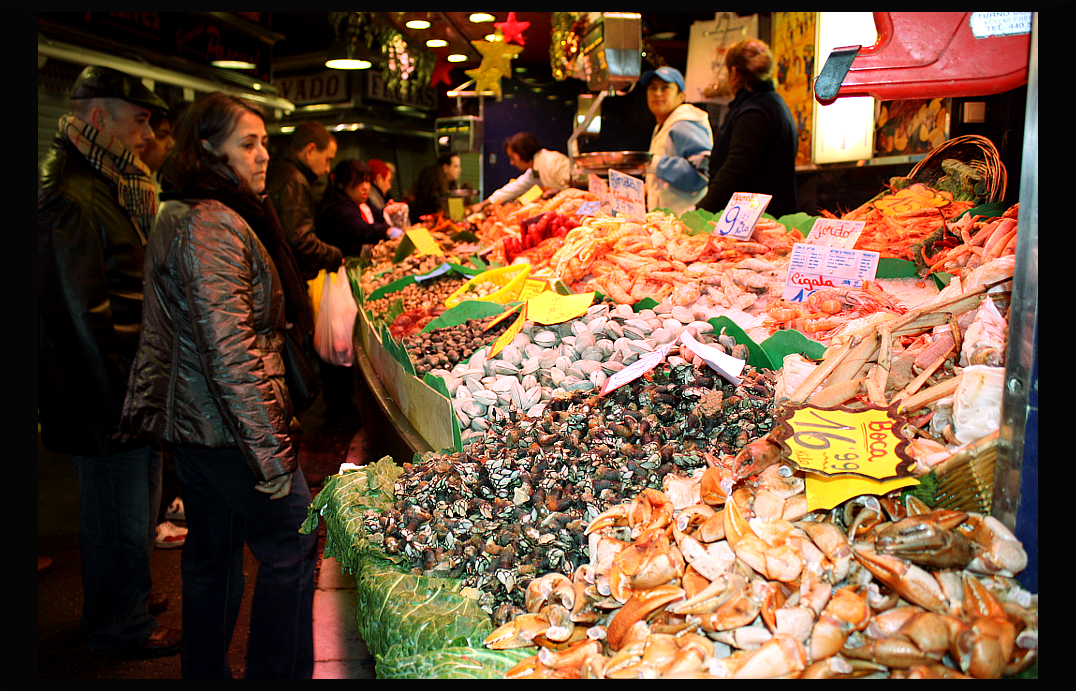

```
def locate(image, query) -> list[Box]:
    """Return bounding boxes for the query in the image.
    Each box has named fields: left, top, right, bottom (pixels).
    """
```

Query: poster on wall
left=684, top=13, right=759, bottom=105
left=772, top=12, right=817, bottom=166
left=874, top=98, right=950, bottom=158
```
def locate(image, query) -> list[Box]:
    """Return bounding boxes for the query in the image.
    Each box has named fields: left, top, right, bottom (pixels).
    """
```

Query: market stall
left=300, top=12, right=1036, bottom=680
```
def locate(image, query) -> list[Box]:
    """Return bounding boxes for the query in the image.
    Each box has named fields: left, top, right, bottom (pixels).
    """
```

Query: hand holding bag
left=313, top=266, right=358, bottom=367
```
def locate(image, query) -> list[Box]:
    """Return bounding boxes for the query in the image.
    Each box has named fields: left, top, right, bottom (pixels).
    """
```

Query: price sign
left=782, top=243, right=880, bottom=303
left=679, top=330, right=746, bottom=385
left=773, top=405, right=916, bottom=482
left=805, top=218, right=866, bottom=249
left=486, top=304, right=527, bottom=358
left=405, top=226, right=444, bottom=257
left=711, top=193, right=772, bottom=239
left=608, top=169, right=645, bottom=220
left=526, top=290, right=595, bottom=325
left=518, top=278, right=549, bottom=301
left=599, top=339, right=678, bottom=396
left=518, top=184, right=544, bottom=204
left=414, top=262, right=453, bottom=282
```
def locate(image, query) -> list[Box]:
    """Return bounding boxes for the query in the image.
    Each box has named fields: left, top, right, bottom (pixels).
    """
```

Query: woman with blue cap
left=641, top=66, right=714, bottom=217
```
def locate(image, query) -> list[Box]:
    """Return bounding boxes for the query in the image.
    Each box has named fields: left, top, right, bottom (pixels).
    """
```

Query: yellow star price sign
left=772, top=404, right=920, bottom=511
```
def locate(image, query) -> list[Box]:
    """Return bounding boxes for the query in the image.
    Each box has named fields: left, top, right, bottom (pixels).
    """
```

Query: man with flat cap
left=38, top=65, right=181, bottom=658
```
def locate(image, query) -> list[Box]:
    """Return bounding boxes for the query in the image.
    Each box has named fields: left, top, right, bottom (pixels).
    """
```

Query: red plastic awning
left=815, top=12, right=1031, bottom=104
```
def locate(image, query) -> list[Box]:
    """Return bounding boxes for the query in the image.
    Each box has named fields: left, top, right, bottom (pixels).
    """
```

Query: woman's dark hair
left=330, top=158, right=370, bottom=190
left=159, top=92, right=267, bottom=193
left=436, top=151, right=459, bottom=168
left=503, top=132, right=541, bottom=163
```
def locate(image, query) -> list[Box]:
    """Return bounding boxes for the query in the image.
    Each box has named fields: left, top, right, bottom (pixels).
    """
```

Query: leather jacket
left=121, top=197, right=296, bottom=482
left=38, top=134, right=147, bottom=456
left=264, top=155, right=342, bottom=281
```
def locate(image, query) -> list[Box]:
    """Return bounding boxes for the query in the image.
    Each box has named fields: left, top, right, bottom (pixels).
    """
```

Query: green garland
left=330, top=12, right=436, bottom=98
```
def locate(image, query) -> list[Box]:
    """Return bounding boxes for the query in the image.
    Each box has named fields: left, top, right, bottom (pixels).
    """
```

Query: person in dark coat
left=696, top=39, right=800, bottom=219
left=38, top=65, right=180, bottom=658
left=406, top=151, right=462, bottom=224
left=121, top=92, right=318, bottom=678
left=264, top=120, right=343, bottom=281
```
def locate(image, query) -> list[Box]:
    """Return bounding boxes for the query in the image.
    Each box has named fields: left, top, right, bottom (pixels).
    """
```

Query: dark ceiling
left=264, top=12, right=722, bottom=78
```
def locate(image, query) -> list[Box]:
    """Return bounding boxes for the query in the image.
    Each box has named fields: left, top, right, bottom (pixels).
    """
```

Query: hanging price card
left=711, top=192, right=772, bottom=239
left=804, top=218, right=866, bottom=249
left=772, top=404, right=917, bottom=482
left=526, top=290, right=595, bottom=325
left=518, top=184, right=544, bottom=204
left=599, top=339, right=679, bottom=396
left=679, top=330, right=746, bottom=385
left=405, top=226, right=445, bottom=257
left=782, top=243, right=880, bottom=303
left=485, top=304, right=527, bottom=358
left=608, top=169, right=645, bottom=221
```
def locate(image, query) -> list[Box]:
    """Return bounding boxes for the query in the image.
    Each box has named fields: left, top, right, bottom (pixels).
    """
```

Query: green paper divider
left=706, top=315, right=774, bottom=371
left=760, top=329, right=827, bottom=367
left=420, top=299, right=512, bottom=333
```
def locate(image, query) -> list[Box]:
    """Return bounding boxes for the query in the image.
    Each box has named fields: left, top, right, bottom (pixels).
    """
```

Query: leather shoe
left=95, top=625, right=182, bottom=659
left=149, top=592, right=169, bottom=616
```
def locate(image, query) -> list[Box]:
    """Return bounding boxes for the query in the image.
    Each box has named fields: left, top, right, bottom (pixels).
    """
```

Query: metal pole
left=992, top=12, right=1037, bottom=592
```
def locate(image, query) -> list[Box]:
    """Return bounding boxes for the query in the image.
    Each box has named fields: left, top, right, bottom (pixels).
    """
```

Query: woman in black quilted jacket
left=121, top=92, right=317, bottom=679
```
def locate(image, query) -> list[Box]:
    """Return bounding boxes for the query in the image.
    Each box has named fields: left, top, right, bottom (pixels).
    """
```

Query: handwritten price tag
left=405, top=227, right=444, bottom=257
left=519, top=184, right=544, bottom=204
left=711, top=192, right=772, bottom=239
left=608, top=169, right=645, bottom=221
left=805, top=218, right=865, bottom=249
left=782, top=243, right=880, bottom=303
left=774, top=405, right=916, bottom=482
left=599, top=340, right=678, bottom=396
left=526, top=290, right=595, bottom=325
left=486, top=304, right=527, bottom=358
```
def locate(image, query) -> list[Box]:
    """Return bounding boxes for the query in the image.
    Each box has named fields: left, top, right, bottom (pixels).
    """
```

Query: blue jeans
left=68, top=443, right=163, bottom=650
left=170, top=445, right=317, bottom=679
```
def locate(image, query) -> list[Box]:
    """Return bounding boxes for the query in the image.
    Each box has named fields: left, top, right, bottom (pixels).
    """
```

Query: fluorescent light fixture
left=211, top=59, right=257, bottom=70
left=469, top=13, right=495, bottom=23
left=813, top=12, right=877, bottom=164
left=325, top=57, right=371, bottom=70
left=447, top=54, right=468, bottom=63
left=426, top=39, right=448, bottom=48
left=405, top=19, right=431, bottom=30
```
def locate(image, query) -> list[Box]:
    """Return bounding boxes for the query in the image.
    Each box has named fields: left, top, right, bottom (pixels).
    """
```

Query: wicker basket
left=907, top=135, right=1007, bottom=205
left=932, top=430, right=998, bottom=514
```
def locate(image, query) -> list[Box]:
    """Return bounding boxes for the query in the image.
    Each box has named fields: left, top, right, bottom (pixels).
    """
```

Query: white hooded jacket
left=646, top=103, right=713, bottom=217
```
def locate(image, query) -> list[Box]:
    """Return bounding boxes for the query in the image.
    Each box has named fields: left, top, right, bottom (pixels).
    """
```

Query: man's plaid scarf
left=58, top=113, right=157, bottom=244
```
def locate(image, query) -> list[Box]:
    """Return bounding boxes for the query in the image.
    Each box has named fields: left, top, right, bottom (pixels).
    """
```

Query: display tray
left=572, top=150, right=652, bottom=174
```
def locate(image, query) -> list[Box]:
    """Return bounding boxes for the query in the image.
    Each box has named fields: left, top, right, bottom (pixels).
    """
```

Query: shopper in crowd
left=472, top=132, right=571, bottom=211
left=407, top=150, right=462, bottom=224
left=366, top=158, right=395, bottom=217
left=314, top=159, right=403, bottom=428
left=642, top=66, right=714, bottom=217
left=138, top=102, right=189, bottom=551
left=38, top=65, right=179, bottom=658
left=696, top=39, right=799, bottom=218
left=264, top=120, right=343, bottom=282
left=120, top=91, right=318, bottom=678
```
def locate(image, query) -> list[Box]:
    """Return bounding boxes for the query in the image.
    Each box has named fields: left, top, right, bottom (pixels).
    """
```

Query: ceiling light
left=325, top=38, right=375, bottom=70
left=211, top=59, right=257, bottom=70
left=426, top=38, right=448, bottom=48
left=405, top=19, right=431, bottom=30
left=447, top=54, right=468, bottom=63
left=469, top=13, right=495, bottom=23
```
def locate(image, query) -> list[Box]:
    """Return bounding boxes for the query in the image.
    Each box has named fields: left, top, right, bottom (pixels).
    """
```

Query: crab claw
left=852, top=545, right=950, bottom=614
left=605, top=584, right=685, bottom=651
left=484, top=611, right=551, bottom=649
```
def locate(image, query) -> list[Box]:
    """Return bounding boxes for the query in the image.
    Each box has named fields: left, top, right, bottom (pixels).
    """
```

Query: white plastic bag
left=314, top=266, right=358, bottom=367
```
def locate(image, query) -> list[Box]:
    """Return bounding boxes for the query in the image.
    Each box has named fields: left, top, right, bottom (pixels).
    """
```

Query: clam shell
left=533, top=330, right=558, bottom=348
left=671, top=305, right=695, bottom=324
left=520, top=357, right=539, bottom=376
left=472, top=390, right=498, bottom=407
left=579, top=346, right=606, bottom=362
left=492, top=361, right=520, bottom=377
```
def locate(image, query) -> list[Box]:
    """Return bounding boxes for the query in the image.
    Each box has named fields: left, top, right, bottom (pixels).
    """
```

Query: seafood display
left=321, top=161, right=1032, bottom=678
left=486, top=478, right=1036, bottom=679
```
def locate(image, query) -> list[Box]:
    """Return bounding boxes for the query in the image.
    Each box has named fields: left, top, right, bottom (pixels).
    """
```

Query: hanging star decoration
left=429, top=51, right=454, bottom=88
left=495, top=12, right=530, bottom=46
left=465, top=29, right=523, bottom=98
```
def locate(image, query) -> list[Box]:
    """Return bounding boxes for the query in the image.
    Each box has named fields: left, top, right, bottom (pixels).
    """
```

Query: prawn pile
left=823, top=183, right=977, bottom=263
left=922, top=204, right=1020, bottom=277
